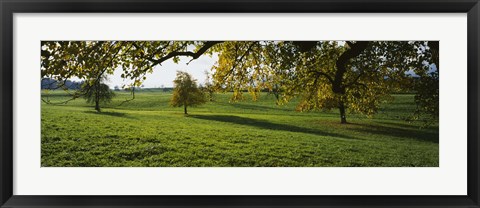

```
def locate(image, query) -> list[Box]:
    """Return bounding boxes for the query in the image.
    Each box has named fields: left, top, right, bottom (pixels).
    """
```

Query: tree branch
left=309, top=70, right=334, bottom=84
left=345, top=69, right=364, bottom=88
left=333, top=41, right=369, bottom=94
left=148, top=41, right=223, bottom=66
left=221, top=42, right=257, bottom=84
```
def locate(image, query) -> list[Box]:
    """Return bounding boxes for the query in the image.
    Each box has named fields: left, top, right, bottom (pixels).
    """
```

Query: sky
left=105, top=53, right=218, bottom=89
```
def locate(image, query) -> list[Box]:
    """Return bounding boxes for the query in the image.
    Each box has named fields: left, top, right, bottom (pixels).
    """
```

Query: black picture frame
left=1, top=0, right=479, bottom=207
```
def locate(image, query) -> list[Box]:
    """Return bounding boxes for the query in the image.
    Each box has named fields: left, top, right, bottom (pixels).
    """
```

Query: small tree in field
left=171, top=71, right=206, bottom=115
left=81, top=79, right=115, bottom=112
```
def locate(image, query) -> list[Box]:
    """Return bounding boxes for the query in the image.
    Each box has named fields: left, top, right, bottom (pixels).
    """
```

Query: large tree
left=41, top=40, right=438, bottom=123
left=207, top=41, right=436, bottom=123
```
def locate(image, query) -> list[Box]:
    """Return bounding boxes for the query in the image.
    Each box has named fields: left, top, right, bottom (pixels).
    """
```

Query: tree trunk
left=95, top=100, right=100, bottom=112
left=339, top=100, right=347, bottom=124
left=333, top=41, right=369, bottom=94
left=274, top=91, right=280, bottom=103
left=331, top=42, right=369, bottom=124
left=95, top=89, right=101, bottom=112
left=184, top=105, right=188, bottom=115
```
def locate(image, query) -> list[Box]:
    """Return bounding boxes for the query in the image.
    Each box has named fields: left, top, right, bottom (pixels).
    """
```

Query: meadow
left=41, top=89, right=439, bottom=167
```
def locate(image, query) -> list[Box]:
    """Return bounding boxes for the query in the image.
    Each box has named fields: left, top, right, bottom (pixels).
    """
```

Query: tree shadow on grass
left=374, top=120, right=438, bottom=129
left=83, top=110, right=135, bottom=119
left=216, top=102, right=338, bottom=117
left=227, top=102, right=293, bottom=112
left=348, top=123, right=439, bottom=143
left=191, top=114, right=360, bottom=140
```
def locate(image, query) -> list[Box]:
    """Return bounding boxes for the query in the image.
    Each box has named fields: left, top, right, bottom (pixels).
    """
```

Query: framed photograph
left=1, top=0, right=479, bottom=207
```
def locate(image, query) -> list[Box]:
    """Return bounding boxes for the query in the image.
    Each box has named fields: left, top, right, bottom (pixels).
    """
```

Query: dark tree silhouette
left=81, top=79, right=115, bottom=112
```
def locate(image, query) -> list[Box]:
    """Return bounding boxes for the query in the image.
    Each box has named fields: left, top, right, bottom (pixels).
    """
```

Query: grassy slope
left=41, top=89, right=439, bottom=167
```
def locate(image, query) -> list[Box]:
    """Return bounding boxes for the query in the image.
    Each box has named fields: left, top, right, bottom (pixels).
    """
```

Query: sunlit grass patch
left=41, top=90, right=438, bottom=167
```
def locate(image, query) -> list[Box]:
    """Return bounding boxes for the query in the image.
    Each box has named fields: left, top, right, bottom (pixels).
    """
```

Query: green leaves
left=171, top=71, right=207, bottom=113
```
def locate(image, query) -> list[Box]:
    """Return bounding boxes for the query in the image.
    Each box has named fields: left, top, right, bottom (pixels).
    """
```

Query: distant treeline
left=118, top=87, right=174, bottom=92
left=41, top=78, right=84, bottom=90
left=41, top=79, right=418, bottom=94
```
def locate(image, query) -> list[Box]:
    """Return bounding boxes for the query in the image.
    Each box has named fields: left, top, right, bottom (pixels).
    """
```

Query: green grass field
left=41, top=89, right=439, bottom=167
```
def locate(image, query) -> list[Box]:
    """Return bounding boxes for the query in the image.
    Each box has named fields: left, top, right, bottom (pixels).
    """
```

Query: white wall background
left=13, top=13, right=467, bottom=195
